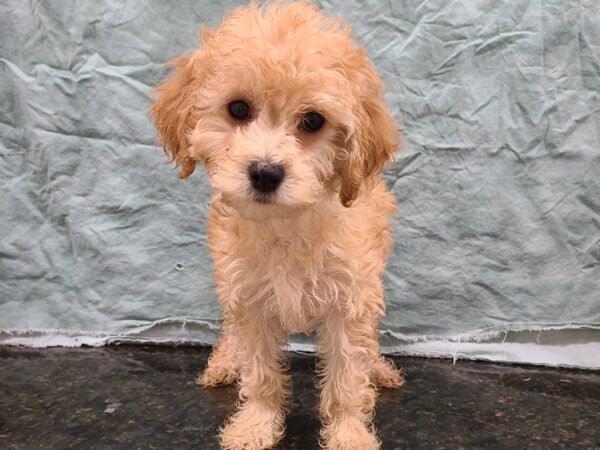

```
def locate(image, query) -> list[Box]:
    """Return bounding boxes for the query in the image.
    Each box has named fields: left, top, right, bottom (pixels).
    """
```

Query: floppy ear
left=149, top=53, right=202, bottom=179
left=337, top=95, right=399, bottom=207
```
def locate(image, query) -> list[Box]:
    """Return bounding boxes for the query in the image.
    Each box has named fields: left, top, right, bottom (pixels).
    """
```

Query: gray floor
left=1, top=346, right=599, bottom=449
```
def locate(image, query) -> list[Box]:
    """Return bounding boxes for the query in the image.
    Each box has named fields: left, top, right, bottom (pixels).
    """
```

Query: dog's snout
left=248, top=161, right=285, bottom=194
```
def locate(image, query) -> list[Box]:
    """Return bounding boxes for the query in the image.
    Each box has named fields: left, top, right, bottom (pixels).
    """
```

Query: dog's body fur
left=151, top=2, right=403, bottom=449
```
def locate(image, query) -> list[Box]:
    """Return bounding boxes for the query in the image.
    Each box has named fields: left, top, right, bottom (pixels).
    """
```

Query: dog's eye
left=228, top=100, right=251, bottom=121
left=299, top=111, right=325, bottom=133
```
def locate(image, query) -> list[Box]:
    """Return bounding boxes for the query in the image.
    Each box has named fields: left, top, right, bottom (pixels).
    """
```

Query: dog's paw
left=196, top=364, right=237, bottom=387
left=320, top=416, right=379, bottom=450
left=219, top=402, right=284, bottom=450
left=371, top=356, right=404, bottom=389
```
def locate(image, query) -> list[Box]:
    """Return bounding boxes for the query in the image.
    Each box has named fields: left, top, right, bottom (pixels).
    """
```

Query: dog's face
left=151, top=1, right=397, bottom=218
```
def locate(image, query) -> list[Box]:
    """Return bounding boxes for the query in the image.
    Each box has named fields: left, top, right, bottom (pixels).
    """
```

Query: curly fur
left=151, top=2, right=404, bottom=449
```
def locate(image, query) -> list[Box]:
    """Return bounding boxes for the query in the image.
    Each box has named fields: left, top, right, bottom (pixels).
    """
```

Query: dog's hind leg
left=369, top=321, right=404, bottom=389
left=371, top=354, right=404, bottom=389
left=197, top=318, right=239, bottom=387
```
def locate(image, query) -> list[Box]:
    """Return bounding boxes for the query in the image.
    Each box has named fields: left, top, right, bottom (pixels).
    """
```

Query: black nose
left=248, top=161, right=285, bottom=194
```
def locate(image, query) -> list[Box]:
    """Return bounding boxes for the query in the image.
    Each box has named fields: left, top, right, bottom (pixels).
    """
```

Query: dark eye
left=299, top=111, right=325, bottom=133
left=228, top=100, right=251, bottom=121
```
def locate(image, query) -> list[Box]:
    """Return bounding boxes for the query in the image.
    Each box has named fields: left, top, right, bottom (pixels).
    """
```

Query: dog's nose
left=248, top=161, right=284, bottom=194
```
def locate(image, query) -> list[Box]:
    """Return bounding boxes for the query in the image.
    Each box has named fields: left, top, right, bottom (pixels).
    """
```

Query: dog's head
left=150, top=1, right=398, bottom=218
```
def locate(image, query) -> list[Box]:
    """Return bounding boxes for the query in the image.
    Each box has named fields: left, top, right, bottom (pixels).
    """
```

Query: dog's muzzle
left=248, top=161, right=284, bottom=194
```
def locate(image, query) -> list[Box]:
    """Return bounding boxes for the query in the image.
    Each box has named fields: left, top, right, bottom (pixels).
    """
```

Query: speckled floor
left=0, top=346, right=598, bottom=449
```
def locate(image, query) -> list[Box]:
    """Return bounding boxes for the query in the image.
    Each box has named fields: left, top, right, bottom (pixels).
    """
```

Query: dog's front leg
left=317, top=308, right=380, bottom=450
left=219, top=306, right=288, bottom=450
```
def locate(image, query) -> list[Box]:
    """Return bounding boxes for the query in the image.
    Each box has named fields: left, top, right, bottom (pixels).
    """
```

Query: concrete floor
left=0, top=346, right=599, bottom=449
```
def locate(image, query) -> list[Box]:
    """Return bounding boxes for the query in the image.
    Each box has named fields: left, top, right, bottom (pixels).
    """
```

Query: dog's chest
left=260, top=239, right=334, bottom=331
left=210, top=205, right=358, bottom=332
left=234, top=233, right=343, bottom=332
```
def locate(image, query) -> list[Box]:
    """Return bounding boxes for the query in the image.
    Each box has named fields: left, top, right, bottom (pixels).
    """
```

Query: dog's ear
left=150, top=52, right=203, bottom=179
left=337, top=95, right=398, bottom=207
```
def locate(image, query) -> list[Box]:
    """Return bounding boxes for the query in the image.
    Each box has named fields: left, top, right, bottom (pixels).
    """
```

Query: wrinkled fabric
left=1, top=0, right=599, bottom=367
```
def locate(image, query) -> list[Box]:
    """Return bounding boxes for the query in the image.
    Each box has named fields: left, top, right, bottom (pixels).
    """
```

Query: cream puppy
left=151, top=2, right=404, bottom=449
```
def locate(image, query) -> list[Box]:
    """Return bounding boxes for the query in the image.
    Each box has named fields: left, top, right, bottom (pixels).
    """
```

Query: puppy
left=150, top=2, right=403, bottom=449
